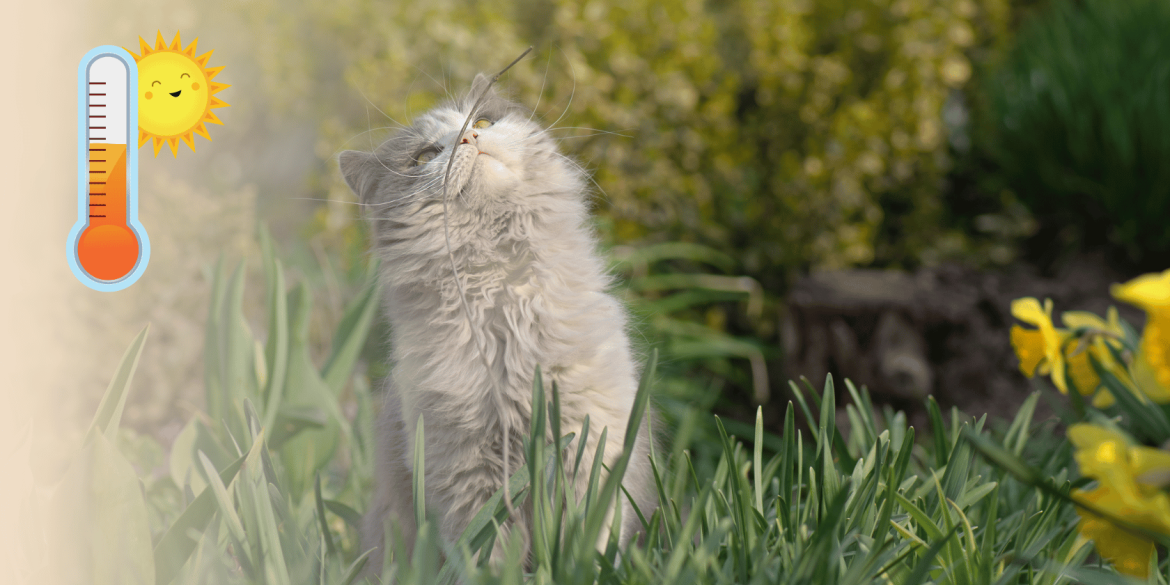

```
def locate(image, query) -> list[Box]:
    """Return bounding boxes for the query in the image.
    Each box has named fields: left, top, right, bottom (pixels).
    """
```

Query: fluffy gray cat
left=340, top=74, right=655, bottom=573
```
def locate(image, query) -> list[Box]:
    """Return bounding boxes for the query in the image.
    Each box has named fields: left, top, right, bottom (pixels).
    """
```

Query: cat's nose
left=460, top=129, right=478, bottom=144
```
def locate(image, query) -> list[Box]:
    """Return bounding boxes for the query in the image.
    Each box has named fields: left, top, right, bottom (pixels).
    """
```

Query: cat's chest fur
left=382, top=203, right=617, bottom=423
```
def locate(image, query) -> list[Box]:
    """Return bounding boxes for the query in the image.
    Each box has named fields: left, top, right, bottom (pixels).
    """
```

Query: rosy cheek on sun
left=145, top=92, right=153, bottom=99
left=192, top=82, right=200, bottom=90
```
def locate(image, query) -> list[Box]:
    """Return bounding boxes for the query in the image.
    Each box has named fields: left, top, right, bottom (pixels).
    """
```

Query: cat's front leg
left=427, top=434, right=532, bottom=567
left=361, top=388, right=418, bottom=578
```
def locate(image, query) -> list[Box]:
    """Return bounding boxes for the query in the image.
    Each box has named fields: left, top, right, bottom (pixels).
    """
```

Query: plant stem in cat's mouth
left=439, top=45, right=533, bottom=527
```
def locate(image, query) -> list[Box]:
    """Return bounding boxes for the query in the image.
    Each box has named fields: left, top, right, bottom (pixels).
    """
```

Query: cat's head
left=340, top=74, right=582, bottom=218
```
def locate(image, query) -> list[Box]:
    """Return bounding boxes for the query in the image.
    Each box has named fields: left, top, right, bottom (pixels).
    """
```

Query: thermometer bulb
left=78, top=143, right=138, bottom=280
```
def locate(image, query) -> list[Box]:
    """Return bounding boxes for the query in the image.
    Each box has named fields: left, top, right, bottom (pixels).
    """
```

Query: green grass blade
left=893, top=491, right=945, bottom=541
left=322, top=279, right=379, bottom=394
left=927, top=396, right=949, bottom=468
left=900, top=525, right=961, bottom=585
left=197, top=451, right=248, bottom=547
left=246, top=462, right=292, bottom=585
left=314, top=474, right=337, bottom=557
left=153, top=453, right=246, bottom=585
left=338, top=549, right=374, bottom=585
left=261, top=233, right=289, bottom=433
left=204, top=256, right=228, bottom=422
left=87, top=323, right=150, bottom=442
left=753, top=406, right=764, bottom=514
left=323, top=500, right=363, bottom=533
left=414, top=414, right=427, bottom=530
left=582, top=349, right=656, bottom=542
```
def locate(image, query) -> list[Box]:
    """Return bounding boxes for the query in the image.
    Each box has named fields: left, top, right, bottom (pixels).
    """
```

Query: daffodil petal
left=1011, top=297, right=1047, bottom=325
left=1064, top=349, right=1100, bottom=397
left=1074, top=486, right=1157, bottom=579
left=1132, top=353, right=1170, bottom=403
left=1062, top=310, right=1110, bottom=331
left=1010, top=325, right=1046, bottom=378
left=1068, top=423, right=1128, bottom=449
left=1107, top=306, right=1124, bottom=335
left=1129, top=445, right=1170, bottom=487
left=1132, top=313, right=1170, bottom=402
left=1091, top=388, right=1116, bottom=408
left=1112, top=269, right=1170, bottom=309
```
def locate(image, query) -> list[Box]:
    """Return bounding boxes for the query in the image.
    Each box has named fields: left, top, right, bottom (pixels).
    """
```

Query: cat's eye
left=473, top=118, right=493, bottom=130
left=413, top=147, right=440, bottom=166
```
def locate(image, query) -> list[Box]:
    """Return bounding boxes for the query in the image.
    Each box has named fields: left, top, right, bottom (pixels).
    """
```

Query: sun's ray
left=195, top=51, right=215, bottom=69
left=126, top=30, right=229, bottom=157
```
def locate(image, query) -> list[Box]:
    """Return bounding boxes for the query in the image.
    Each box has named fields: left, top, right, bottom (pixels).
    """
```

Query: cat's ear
left=339, top=150, right=382, bottom=203
left=468, top=73, right=495, bottom=100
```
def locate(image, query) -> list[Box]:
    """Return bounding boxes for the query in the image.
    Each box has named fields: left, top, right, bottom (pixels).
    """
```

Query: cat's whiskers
left=546, top=56, right=577, bottom=134
left=412, top=62, right=455, bottom=104
left=525, top=50, right=554, bottom=127
left=355, top=85, right=410, bottom=136
left=365, top=176, right=444, bottom=211
left=544, top=126, right=632, bottom=139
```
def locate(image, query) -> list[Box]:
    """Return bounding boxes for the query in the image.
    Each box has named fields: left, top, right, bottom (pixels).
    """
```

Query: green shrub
left=305, top=0, right=1010, bottom=279
left=980, top=0, right=1170, bottom=266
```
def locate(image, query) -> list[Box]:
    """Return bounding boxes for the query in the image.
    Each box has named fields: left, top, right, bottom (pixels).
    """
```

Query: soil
left=775, top=253, right=1148, bottom=435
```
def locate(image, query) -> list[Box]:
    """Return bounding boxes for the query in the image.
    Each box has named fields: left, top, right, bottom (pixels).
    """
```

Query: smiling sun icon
left=128, top=31, right=229, bottom=157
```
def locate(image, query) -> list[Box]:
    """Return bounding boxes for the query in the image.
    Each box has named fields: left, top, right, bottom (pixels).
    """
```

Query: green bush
left=980, top=0, right=1170, bottom=266
left=305, top=0, right=1010, bottom=280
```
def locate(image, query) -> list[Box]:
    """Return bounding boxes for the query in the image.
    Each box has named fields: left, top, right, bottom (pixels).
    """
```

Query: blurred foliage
left=223, top=0, right=1016, bottom=407
left=308, top=0, right=1012, bottom=281
left=976, top=0, right=1170, bottom=270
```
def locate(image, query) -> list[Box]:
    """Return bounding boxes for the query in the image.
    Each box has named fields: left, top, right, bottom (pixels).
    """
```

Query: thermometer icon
left=67, top=46, right=150, bottom=291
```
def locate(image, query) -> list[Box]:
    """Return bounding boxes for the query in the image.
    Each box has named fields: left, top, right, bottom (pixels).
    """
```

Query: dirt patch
left=779, top=253, right=1146, bottom=431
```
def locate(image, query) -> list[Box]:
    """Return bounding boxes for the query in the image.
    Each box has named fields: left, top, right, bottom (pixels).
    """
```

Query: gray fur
left=341, top=75, right=655, bottom=574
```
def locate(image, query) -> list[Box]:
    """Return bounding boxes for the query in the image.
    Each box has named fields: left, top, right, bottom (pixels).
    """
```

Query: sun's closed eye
left=473, top=118, right=493, bottom=130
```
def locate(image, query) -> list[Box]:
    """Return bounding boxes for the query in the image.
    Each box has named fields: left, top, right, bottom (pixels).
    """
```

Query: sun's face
left=139, top=52, right=209, bottom=136
left=128, top=32, right=229, bottom=157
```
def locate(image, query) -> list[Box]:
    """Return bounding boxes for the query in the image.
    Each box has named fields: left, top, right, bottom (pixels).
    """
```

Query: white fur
left=340, top=75, right=655, bottom=574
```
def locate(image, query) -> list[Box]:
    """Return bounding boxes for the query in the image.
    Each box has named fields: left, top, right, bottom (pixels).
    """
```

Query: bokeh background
left=5, top=0, right=1168, bottom=580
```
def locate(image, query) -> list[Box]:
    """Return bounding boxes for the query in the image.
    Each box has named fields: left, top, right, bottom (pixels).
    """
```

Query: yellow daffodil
left=1010, top=298, right=1068, bottom=391
left=1075, top=485, right=1157, bottom=578
left=1068, top=423, right=1170, bottom=578
left=1112, top=269, right=1170, bottom=403
left=1062, top=307, right=1132, bottom=408
left=1010, top=298, right=1124, bottom=405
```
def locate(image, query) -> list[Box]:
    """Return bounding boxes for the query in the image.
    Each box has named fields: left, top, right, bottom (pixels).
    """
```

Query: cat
left=340, top=73, right=656, bottom=575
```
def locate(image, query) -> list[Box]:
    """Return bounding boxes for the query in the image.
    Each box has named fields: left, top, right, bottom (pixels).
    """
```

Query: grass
left=23, top=238, right=1152, bottom=585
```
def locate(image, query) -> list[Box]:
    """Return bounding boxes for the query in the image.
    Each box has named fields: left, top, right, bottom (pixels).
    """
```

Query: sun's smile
left=128, top=31, right=230, bottom=157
